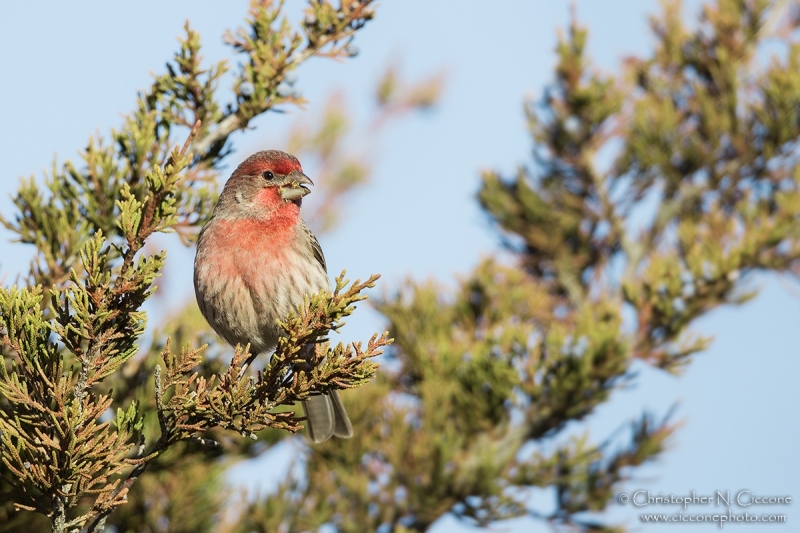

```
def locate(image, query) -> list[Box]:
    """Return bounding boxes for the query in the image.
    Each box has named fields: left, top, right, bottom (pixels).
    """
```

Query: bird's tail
left=303, top=391, right=353, bottom=443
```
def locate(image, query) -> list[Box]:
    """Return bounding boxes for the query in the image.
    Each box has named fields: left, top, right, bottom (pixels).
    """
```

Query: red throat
left=215, top=200, right=299, bottom=253
left=258, top=188, right=301, bottom=229
left=257, top=186, right=284, bottom=209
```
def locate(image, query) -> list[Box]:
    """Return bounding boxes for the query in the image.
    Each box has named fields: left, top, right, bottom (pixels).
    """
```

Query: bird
left=193, top=150, right=353, bottom=443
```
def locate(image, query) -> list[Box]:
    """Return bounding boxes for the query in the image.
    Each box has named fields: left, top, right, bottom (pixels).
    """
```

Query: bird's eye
left=262, top=170, right=275, bottom=180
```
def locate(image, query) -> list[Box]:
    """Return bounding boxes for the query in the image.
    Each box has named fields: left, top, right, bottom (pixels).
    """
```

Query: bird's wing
left=303, top=221, right=327, bottom=274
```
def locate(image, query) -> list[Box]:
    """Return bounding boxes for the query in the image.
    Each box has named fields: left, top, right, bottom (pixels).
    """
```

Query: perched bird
left=193, top=150, right=353, bottom=443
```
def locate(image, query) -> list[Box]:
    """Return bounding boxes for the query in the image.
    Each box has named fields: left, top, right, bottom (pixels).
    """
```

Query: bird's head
left=216, top=150, right=314, bottom=219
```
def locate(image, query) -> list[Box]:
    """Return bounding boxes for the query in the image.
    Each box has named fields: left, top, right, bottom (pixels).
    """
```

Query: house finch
left=193, top=150, right=353, bottom=443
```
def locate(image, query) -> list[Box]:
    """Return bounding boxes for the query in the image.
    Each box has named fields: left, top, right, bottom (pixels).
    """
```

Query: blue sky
left=1, top=1, right=798, bottom=531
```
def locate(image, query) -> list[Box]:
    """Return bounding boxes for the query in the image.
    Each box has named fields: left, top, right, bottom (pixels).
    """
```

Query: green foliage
left=0, top=1, right=386, bottom=532
left=4, top=0, right=800, bottom=532
left=109, top=457, right=226, bottom=533
left=1, top=142, right=197, bottom=531
left=232, top=1, right=800, bottom=532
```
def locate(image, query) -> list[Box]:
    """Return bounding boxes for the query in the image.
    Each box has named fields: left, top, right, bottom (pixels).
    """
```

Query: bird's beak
left=279, top=172, right=314, bottom=201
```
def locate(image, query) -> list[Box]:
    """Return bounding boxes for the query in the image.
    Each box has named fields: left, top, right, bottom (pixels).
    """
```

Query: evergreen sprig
left=0, top=135, right=195, bottom=531
left=152, top=273, right=387, bottom=441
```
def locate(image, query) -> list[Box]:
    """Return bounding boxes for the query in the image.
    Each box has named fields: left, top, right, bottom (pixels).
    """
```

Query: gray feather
left=303, top=391, right=352, bottom=443
left=303, top=394, right=334, bottom=443
left=329, top=390, right=353, bottom=438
